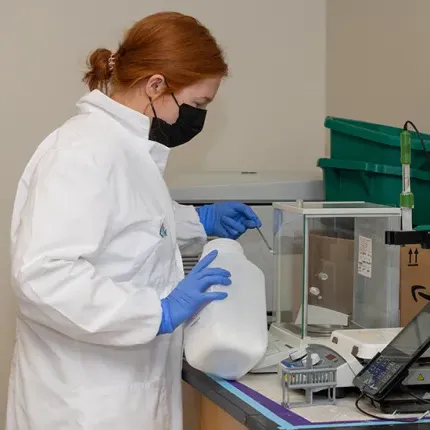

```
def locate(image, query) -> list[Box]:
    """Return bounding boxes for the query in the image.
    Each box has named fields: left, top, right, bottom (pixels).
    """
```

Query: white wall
left=0, top=0, right=327, bottom=422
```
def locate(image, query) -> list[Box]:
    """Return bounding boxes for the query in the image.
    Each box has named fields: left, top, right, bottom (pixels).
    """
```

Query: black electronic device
left=376, top=388, right=430, bottom=414
left=353, top=302, right=430, bottom=401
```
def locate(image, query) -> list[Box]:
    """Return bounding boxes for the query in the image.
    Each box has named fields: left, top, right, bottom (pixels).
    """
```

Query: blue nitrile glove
left=196, top=202, right=262, bottom=239
left=158, top=250, right=231, bottom=334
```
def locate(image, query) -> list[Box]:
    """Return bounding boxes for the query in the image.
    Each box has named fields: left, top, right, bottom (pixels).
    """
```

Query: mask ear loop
left=170, top=92, right=180, bottom=108
left=148, top=94, right=169, bottom=140
left=164, top=80, right=180, bottom=108
left=148, top=96, right=158, bottom=118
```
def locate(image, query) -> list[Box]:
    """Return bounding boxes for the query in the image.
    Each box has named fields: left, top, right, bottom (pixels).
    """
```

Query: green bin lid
left=324, top=117, right=430, bottom=151
left=317, top=157, right=430, bottom=181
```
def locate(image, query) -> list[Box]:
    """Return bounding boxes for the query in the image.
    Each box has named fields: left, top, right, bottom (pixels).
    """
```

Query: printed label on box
left=358, top=236, right=372, bottom=278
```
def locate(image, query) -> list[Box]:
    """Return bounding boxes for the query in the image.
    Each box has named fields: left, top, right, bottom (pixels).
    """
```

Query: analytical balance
left=251, top=201, right=430, bottom=392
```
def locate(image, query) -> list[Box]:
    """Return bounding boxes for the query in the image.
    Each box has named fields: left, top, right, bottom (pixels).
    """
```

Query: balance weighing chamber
left=253, top=201, right=409, bottom=390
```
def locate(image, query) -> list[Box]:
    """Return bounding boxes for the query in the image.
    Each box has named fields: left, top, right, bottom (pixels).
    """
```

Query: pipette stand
left=281, top=355, right=337, bottom=408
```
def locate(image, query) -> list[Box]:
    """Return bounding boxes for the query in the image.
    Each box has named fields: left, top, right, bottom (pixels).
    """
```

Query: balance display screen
left=388, top=307, right=430, bottom=356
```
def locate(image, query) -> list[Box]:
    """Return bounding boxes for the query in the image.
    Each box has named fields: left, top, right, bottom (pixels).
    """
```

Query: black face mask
left=148, top=93, right=207, bottom=148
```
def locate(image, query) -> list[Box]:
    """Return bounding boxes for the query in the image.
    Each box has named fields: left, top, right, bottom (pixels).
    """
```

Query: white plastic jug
left=184, top=238, right=268, bottom=380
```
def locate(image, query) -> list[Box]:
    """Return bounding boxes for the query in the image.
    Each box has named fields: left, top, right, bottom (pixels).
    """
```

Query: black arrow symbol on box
left=411, top=285, right=430, bottom=302
left=408, top=249, right=419, bottom=266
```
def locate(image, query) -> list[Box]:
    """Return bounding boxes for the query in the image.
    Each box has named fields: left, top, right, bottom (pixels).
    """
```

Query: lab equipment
left=184, top=239, right=268, bottom=380
left=280, top=353, right=337, bottom=408
left=354, top=303, right=430, bottom=407
left=374, top=388, right=430, bottom=414
left=196, top=201, right=261, bottom=239
left=277, top=341, right=361, bottom=391
left=400, top=129, right=413, bottom=231
left=329, top=327, right=430, bottom=386
left=251, top=331, right=292, bottom=373
left=256, top=227, right=273, bottom=253
left=270, top=201, right=402, bottom=347
left=159, top=250, right=231, bottom=335
left=262, top=201, right=403, bottom=392
left=258, top=200, right=430, bottom=400
left=283, top=308, right=430, bottom=395
left=169, top=171, right=323, bottom=203
left=386, top=228, right=430, bottom=248
left=169, top=171, right=324, bottom=312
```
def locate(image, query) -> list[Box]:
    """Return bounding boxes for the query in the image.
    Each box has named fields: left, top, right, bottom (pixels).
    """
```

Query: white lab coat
left=7, top=90, right=207, bottom=430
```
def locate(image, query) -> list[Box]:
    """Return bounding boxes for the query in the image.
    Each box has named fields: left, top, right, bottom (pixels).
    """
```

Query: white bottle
left=184, top=238, right=268, bottom=380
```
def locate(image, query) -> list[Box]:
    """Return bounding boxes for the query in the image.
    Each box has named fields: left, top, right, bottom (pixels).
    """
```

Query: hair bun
left=83, top=48, right=112, bottom=91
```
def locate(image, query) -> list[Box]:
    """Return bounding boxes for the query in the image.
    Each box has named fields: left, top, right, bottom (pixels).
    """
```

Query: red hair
left=83, top=12, right=228, bottom=93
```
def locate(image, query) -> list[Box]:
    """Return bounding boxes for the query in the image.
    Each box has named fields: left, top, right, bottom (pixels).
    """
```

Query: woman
left=7, top=11, right=261, bottom=430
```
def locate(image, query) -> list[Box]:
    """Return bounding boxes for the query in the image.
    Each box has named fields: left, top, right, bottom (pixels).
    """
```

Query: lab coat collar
left=77, top=90, right=151, bottom=137
left=76, top=90, right=170, bottom=174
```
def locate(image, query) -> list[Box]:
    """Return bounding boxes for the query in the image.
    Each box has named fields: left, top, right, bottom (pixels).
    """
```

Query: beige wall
left=327, top=0, right=430, bottom=134
left=0, top=0, right=326, bottom=423
left=166, top=0, right=327, bottom=179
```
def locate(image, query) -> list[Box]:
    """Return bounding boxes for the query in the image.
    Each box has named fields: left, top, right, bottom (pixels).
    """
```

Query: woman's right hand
left=158, top=250, right=231, bottom=334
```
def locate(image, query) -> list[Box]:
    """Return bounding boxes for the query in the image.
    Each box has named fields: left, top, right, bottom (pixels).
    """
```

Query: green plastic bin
left=325, top=117, right=430, bottom=170
left=317, top=157, right=430, bottom=226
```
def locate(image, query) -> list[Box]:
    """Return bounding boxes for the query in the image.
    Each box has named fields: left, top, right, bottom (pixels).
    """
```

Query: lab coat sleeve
left=11, top=144, right=162, bottom=347
left=172, top=201, right=207, bottom=256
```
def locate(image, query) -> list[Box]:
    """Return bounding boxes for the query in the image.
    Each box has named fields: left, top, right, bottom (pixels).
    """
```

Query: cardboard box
left=400, top=245, right=430, bottom=326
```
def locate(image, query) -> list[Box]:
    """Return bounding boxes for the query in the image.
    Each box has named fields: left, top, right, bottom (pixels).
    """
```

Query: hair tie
left=108, top=53, right=116, bottom=73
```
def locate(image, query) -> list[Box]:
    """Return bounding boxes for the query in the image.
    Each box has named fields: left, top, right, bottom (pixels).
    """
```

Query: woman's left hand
left=196, top=201, right=262, bottom=239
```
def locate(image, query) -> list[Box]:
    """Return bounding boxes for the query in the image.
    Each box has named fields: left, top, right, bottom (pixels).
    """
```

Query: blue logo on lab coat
left=160, top=223, right=167, bottom=238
